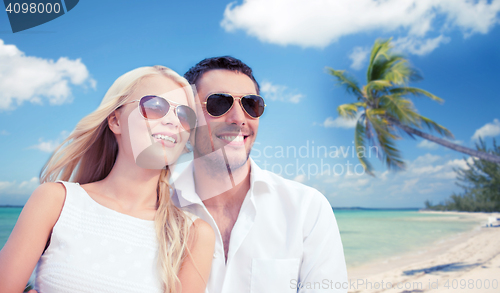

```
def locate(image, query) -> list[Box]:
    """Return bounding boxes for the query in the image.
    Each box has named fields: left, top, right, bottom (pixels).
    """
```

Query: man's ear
left=108, top=110, right=122, bottom=135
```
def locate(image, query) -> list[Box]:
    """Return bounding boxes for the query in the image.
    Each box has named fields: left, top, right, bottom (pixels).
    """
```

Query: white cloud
left=260, top=81, right=304, bottom=103
left=338, top=177, right=371, bottom=190
left=0, top=177, right=39, bottom=195
left=409, top=154, right=472, bottom=179
left=445, top=157, right=473, bottom=170
left=306, top=134, right=490, bottom=208
left=0, top=39, right=96, bottom=110
left=401, top=178, right=419, bottom=192
left=322, top=111, right=363, bottom=129
left=30, top=139, right=60, bottom=153
left=349, top=46, right=370, bottom=70
left=393, top=35, right=451, bottom=56
left=293, top=174, right=306, bottom=183
left=308, top=151, right=477, bottom=207
left=417, top=140, right=439, bottom=150
left=323, top=116, right=356, bottom=129
left=472, top=119, right=500, bottom=140
left=221, top=0, right=500, bottom=50
left=412, top=153, right=442, bottom=166
left=409, top=156, right=473, bottom=180
left=29, top=130, right=69, bottom=153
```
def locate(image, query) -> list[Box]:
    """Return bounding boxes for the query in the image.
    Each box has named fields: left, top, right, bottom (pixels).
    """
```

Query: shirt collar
left=172, top=157, right=271, bottom=207
left=171, top=162, right=203, bottom=207
left=248, top=157, right=272, bottom=190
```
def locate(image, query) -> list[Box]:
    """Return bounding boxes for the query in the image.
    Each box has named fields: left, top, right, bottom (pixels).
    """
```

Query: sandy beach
left=347, top=211, right=500, bottom=293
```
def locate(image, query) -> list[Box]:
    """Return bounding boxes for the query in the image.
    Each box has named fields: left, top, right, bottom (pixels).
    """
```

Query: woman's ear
left=108, top=110, right=122, bottom=135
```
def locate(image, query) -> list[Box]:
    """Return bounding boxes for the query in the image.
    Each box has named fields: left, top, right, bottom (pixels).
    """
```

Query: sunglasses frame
left=121, top=95, right=197, bottom=131
left=202, top=93, right=266, bottom=118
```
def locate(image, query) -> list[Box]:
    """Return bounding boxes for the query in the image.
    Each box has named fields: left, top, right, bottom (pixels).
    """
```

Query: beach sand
left=347, top=211, right=500, bottom=293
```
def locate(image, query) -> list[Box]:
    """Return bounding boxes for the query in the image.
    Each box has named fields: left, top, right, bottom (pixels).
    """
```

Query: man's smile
left=215, top=132, right=250, bottom=146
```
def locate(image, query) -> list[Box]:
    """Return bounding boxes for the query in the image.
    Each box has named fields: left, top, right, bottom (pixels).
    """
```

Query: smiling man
left=172, top=56, right=348, bottom=293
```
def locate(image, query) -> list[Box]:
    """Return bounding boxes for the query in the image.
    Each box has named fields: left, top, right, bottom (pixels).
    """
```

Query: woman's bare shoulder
left=26, top=182, right=66, bottom=217
left=30, top=182, right=66, bottom=203
left=190, top=218, right=215, bottom=245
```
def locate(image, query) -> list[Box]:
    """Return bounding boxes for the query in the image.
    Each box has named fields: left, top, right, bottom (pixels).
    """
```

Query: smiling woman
left=0, top=66, right=215, bottom=293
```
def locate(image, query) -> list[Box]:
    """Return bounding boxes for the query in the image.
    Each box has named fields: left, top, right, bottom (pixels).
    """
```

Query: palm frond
left=367, top=39, right=392, bottom=81
left=365, top=109, right=398, bottom=144
left=355, top=118, right=374, bottom=176
left=376, top=130, right=406, bottom=170
left=380, top=94, right=420, bottom=127
left=370, top=54, right=405, bottom=82
left=365, top=113, right=374, bottom=143
left=390, top=87, right=444, bottom=103
left=366, top=108, right=387, bottom=118
left=337, top=102, right=366, bottom=119
left=382, top=57, right=412, bottom=85
left=417, top=114, right=454, bottom=139
left=325, top=67, right=363, bottom=98
left=366, top=109, right=405, bottom=170
left=366, top=80, right=392, bottom=93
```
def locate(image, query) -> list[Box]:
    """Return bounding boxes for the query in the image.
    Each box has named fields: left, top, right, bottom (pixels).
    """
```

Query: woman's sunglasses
left=202, top=93, right=266, bottom=118
left=123, top=95, right=197, bottom=132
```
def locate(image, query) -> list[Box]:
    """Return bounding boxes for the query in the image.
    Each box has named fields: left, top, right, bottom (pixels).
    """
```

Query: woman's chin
left=134, top=142, right=180, bottom=169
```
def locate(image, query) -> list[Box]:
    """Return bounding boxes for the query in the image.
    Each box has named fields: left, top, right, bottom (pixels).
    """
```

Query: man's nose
left=225, top=99, right=246, bottom=125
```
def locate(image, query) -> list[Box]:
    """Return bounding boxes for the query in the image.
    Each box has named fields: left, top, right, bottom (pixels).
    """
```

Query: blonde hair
left=40, top=65, right=195, bottom=292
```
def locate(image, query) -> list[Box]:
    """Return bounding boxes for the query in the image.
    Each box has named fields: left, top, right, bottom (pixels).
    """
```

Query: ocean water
left=0, top=207, right=482, bottom=268
left=0, top=207, right=22, bottom=249
left=334, top=209, right=482, bottom=268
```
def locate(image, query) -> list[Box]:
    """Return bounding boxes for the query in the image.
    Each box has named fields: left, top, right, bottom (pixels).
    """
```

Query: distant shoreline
left=0, top=205, right=23, bottom=208
left=333, top=207, right=420, bottom=211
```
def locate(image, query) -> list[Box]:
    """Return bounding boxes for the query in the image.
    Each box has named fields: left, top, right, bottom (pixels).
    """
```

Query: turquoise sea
left=0, top=207, right=23, bottom=249
left=334, top=209, right=482, bottom=267
left=0, top=207, right=482, bottom=268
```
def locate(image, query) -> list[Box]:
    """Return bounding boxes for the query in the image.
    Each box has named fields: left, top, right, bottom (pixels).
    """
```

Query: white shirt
left=171, top=158, right=348, bottom=293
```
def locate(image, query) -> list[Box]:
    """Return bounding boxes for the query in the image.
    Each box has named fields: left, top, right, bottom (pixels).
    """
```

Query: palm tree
left=327, top=38, right=500, bottom=175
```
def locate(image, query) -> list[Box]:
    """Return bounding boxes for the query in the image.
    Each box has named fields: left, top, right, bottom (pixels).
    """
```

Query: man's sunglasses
left=202, top=93, right=266, bottom=118
left=123, top=95, right=197, bottom=132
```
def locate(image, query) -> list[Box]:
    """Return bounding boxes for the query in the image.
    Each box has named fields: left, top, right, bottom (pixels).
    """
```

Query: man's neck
left=193, top=158, right=252, bottom=210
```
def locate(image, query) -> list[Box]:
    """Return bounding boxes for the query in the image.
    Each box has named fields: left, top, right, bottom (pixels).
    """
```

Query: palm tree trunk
left=387, top=118, right=500, bottom=164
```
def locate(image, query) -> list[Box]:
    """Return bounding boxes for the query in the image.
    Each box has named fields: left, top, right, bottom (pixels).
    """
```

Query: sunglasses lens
left=206, top=94, right=234, bottom=117
left=176, top=105, right=197, bottom=132
left=139, top=95, right=169, bottom=119
left=242, top=95, right=265, bottom=118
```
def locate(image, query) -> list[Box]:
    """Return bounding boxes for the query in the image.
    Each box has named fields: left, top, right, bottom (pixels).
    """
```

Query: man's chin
left=194, top=147, right=249, bottom=173
left=225, top=152, right=251, bottom=171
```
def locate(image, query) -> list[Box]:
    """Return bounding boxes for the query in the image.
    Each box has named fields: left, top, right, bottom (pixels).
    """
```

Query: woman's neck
left=97, top=153, right=163, bottom=211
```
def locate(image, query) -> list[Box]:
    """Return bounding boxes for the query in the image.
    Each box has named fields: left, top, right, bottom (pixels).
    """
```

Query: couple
left=0, top=56, right=347, bottom=293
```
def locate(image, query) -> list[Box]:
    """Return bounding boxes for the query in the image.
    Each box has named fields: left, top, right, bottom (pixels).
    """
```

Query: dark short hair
left=184, top=56, right=260, bottom=94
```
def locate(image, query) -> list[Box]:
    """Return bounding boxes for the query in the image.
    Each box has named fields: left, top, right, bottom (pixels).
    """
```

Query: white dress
left=34, top=181, right=197, bottom=293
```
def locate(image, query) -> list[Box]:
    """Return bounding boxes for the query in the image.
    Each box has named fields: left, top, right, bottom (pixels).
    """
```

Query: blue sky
left=0, top=0, right=499, bottom=207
